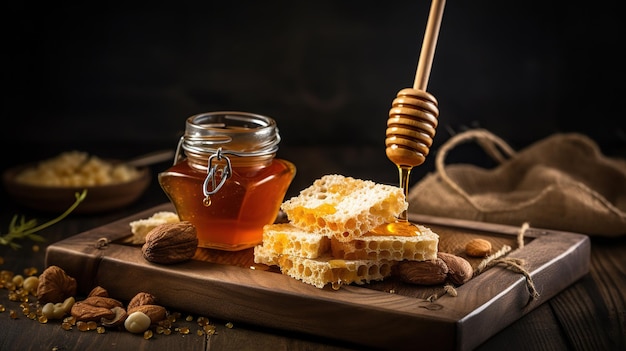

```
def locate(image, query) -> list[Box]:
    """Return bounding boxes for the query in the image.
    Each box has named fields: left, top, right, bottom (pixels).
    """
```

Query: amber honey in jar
left=158, top=111, right=296, bottom=251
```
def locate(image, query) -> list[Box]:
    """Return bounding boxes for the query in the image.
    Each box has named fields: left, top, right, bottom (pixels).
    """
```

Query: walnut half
left=37, top=265, right=77, bottom=304
left=141, top=221, right=198, bottom=264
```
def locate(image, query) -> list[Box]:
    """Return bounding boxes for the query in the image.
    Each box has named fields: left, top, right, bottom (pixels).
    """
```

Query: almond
left=465, top=238, right=492, bottom=257
left=127, top=292, right=157, bottom=310
left=127, top=304, right=167, bottom=324
left=438, top=252, right=473, bottom=285
left=81, top=296, right=124, bottom=309
left=142, top=221, right=198, bottom=264
left=71, top=301, right=116, bottom=322
left=87, top=286, right=109, bottom=298
left=393, top=258, right=449, bottom=285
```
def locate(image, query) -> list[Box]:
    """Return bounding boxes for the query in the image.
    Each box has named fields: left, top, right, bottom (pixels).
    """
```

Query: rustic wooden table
left=1, top=146, right=624, bottom=350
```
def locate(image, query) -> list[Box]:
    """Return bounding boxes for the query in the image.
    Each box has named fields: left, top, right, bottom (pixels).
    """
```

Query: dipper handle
left=385, top=0, right=445, bottom=224
left=414, top=0, right=446, bottom=91
left=386, top=0, right=444, bottom=169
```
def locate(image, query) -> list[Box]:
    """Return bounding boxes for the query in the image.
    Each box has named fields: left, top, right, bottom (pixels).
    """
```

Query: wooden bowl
left=2, top=163, right=151, bottom=214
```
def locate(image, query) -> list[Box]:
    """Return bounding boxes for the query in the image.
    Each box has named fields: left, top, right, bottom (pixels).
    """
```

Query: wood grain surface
left=40, top=203, right=590, bottom=350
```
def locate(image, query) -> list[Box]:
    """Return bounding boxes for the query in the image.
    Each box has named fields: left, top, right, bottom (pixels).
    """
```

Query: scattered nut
left=393, top=258, right=448, bottom=285
left=88, top=286, right=109, bottom=297
left=101, top=306, right=128, bottom=327
left=22, top=276, right=40, bottom=293
left=465, top=238, right=492, bottom=257
left=37, top=266, right=77, bottom=304
left=81, top=296, right=124, bottom=309
left=42, top=302, right=63, bottom=320
left=124, top=311, right=152, bottom=333
left=41, top=296, right=76, bottom=320
left=142, top=221, right=198, bottom=264
left=128, top=304, right=167, bottom=324
left=438, top=252, right=474, bottom=285
left=12, top=275, right=24, bottom=287
left=71, top=301, right=116, bottom=322
left=127, top=292, right=157, bottom=310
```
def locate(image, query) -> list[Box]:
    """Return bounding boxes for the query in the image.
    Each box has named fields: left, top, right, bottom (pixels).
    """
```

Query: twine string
left=423, top=221, right=539, bottom=305
left=474, top=221, right=540, bottom=303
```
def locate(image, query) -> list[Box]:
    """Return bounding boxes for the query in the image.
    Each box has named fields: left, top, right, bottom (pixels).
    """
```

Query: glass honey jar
left=158, top=111, right=296, bottom=251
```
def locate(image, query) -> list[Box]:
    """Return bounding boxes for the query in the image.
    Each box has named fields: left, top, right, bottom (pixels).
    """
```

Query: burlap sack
left=408, top=129, right=626, bottom=236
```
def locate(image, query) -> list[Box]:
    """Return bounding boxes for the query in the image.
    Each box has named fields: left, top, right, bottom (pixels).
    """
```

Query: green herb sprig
left=0, top=190, right=87, bottom=250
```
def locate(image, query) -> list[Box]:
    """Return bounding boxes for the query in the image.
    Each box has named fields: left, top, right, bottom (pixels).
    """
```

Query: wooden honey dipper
left=383, top=0, right=446, bottom=231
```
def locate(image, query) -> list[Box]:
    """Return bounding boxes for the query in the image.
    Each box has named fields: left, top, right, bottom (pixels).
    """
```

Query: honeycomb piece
left=330, top=224, right=439, bottom=261
left=268, top=249, right=394, bottom=289
left=281, top=174, right=407, bottom=241
left=256, top=224, right=331, bottom=264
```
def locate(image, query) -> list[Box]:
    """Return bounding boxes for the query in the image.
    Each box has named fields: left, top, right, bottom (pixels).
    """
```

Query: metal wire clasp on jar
left=159, top=111, right=296, bottom=251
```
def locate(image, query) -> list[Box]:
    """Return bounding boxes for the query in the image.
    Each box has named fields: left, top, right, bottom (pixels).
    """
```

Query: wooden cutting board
left=44, top=203, right=590, bottom=351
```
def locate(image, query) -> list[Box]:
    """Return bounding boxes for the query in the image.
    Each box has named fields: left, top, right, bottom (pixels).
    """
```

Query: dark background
left=2, top=1, right=625, bottom=201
